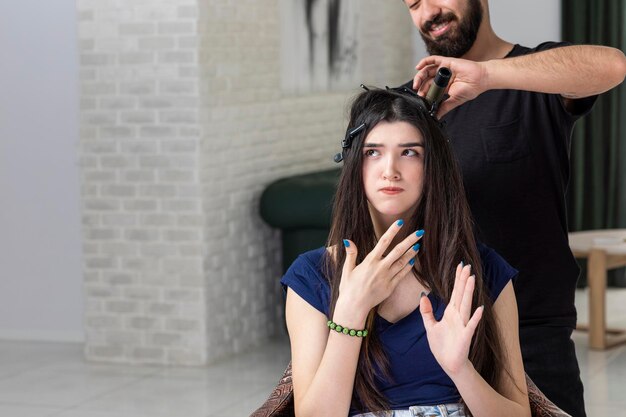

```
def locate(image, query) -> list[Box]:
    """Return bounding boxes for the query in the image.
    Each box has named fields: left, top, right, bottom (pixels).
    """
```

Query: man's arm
left=413, top=45, right=626, bottom=117
left=489, top=45, right=625, bottom=113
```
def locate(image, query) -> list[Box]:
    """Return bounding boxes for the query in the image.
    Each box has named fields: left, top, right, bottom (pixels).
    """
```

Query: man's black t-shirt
left=405, top=42, right=596, bottom=328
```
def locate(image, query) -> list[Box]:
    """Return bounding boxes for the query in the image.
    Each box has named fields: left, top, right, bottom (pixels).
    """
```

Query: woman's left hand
left=420, top=262, right=484, bottom=377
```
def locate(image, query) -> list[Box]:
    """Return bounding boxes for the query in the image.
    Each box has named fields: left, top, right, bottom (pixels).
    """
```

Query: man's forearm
left=485, top=45, right=626, bottom=98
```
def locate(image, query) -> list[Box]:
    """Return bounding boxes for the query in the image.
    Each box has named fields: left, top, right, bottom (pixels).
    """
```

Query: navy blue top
left=280, top=242, right=518, bottom=415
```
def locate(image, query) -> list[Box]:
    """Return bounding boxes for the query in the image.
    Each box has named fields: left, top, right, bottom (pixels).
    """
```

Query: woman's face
left=362, top=120, right=425, bottom=224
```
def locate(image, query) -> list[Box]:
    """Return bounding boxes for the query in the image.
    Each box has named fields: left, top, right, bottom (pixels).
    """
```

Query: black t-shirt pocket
left=480, top=118, right=531, bottom=163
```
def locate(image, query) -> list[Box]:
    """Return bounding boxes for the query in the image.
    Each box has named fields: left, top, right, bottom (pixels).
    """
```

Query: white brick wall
left=78, top=0, right=206, bottom=365
left=78, top=0, right=413, bottom=365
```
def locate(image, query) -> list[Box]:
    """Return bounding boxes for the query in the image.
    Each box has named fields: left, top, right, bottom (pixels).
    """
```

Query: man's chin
left=421, top=34, right=449, bottom=51
left=423, top=41, right=451, bottom=57
left=422, top=38, right=468, bottom=58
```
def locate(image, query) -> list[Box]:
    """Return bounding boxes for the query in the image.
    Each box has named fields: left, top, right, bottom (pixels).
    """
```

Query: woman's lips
left=380, top=187, right=404, bottom=195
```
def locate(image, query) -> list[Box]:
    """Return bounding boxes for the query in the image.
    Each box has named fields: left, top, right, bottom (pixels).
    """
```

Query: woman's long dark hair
left=324, top=88, right=507, bottom=415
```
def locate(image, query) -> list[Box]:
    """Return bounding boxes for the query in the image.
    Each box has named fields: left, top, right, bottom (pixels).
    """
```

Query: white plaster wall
left=490, top=0, right=561, bottom=48
left=0, top=0, right=83, bottom=342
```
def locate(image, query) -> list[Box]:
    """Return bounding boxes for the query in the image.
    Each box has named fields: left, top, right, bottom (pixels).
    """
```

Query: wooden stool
left=569, top=229, right=626, bottom=350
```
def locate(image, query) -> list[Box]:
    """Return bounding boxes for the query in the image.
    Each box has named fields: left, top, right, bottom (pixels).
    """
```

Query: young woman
left=281, top=88, right=531, bottom=417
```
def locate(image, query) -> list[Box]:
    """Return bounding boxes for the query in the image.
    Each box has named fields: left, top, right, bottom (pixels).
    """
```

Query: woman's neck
left=369, top=207, right=415, bottom=251
left=370, top=212, right=396, bottom=239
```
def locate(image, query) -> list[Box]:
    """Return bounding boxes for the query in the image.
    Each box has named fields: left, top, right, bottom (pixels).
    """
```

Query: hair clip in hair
left=334, top=122, right=367, bottom=163
left=382, top=67, right=451, bottom=118
left=334, top=71, right=451, bottom=162
left=428, top=93, right=451, bottom=120
left=385, top=85, right=431, bottom=114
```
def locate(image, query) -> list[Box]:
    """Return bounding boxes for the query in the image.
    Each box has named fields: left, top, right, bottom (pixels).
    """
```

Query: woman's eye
left=402, top=149, right=418, bottom=157
left=364, top=149, right=380, bottom=157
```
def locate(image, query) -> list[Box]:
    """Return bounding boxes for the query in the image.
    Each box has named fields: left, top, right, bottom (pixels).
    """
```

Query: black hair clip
left=385, top=85, right=430, bottom=114
left=385, top=68, right=451, bottom=118
left=334, top=122, right=367, bottom=163
left=333, top=69, right=451, bottom=163
left=384, top=84, right=449, bottom=129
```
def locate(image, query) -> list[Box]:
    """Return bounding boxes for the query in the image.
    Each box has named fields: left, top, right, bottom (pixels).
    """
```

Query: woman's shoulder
left=290, top=246, right=328, bottom=272
left=280, top=246, right=332, bottom=316
left=476, top=242, right=518, bottom=301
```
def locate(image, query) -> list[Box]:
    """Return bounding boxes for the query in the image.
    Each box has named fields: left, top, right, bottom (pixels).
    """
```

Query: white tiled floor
left=0, top=338, right=290, bottom=417
left=573, top=288, right=626, bottom=417
left=0, top=289, right=624, bottom=417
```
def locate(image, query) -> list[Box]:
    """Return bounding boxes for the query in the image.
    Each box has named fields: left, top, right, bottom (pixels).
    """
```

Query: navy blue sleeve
left=477, top=243, right=518, bottom=302
left=279, top=249, right=331, bottom=317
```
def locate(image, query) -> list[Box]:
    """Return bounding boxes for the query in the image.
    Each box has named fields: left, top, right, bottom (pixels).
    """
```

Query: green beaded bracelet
left=326, top=320, right=368, bottom=337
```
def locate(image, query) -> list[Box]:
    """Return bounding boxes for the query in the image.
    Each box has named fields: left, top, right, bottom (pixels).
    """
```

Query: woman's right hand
left=338, top=220, right=424, bottom=315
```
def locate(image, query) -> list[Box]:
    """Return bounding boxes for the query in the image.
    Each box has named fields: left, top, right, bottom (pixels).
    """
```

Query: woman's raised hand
left=339, top=220, right=423, bottom=315
left=420, top=262, right=484, bottom=377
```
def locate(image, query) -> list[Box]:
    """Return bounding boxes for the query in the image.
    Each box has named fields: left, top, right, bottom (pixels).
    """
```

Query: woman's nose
left=382, top=157, right=401, bottom=180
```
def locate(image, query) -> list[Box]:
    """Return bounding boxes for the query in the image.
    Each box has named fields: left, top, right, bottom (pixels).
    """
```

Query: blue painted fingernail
left=409, top=258, right=415, bottom=266
left=460, top=260, right=464, bottom=267
left=412, top=243, right=420, bottom=251
left=396, top=219, right=404, bottom=227
left=343, top=239, right=350, bottom=247
left=415, top=230, right=425, bottom=237
left=420, top=291, right=426, bottom=298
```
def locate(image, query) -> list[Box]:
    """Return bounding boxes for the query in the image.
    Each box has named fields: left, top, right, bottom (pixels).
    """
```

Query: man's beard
left=419, top=0, right=483, bottom=58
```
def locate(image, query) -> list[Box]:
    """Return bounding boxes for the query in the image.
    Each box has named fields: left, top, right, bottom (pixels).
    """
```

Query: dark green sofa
left=260, top=169, right=340, bottom=272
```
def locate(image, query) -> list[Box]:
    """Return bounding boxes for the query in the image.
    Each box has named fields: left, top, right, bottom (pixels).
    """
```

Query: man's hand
left=413, top=56, right=489, bottom=118
left=414, top=46, right=626, bottom=118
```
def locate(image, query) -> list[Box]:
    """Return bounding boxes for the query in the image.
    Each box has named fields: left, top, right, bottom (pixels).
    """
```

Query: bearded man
left=400, top=1, right=626, bottom=416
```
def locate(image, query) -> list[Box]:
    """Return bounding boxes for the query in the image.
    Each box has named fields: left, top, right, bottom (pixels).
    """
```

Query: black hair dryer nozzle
left=425, top=67, right=452, bottom=115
